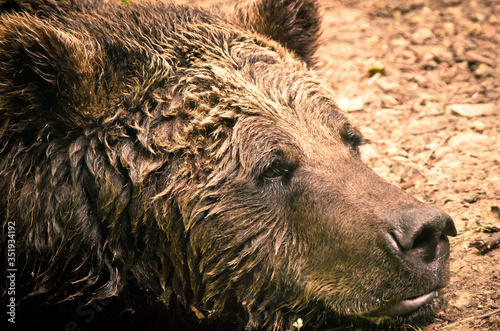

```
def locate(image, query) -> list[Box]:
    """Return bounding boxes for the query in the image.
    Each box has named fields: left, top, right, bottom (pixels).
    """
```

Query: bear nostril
left=412, top=227, right=435, bottom=250
left=388, top=206, right=456, bottom=265
left=410, top=225, right=441, bottom=262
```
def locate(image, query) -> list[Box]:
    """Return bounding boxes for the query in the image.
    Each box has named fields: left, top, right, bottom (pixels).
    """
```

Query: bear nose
left=387, top=206, right=457, bottom=265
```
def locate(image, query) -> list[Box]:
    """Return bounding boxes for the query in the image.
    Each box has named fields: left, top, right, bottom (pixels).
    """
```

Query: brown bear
left=0, top=0, right=456, bottom=330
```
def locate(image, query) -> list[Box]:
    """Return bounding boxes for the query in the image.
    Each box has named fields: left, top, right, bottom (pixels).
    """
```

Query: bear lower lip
left=366, top=291, right=438, bottom=317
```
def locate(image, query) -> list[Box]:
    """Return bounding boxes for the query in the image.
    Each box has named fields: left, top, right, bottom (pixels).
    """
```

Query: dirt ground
left=188, top=0, right=500, bottom=329
left=316, top=1, right=500, bottom=330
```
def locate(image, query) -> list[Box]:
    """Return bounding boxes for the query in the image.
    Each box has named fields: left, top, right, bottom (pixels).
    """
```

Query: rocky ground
left=189, top=0, right=500, bottom=329
left=316, top=1, right=499, bottom=330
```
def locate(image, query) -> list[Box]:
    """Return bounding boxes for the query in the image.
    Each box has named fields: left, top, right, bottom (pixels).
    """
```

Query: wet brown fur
left=0, top=0, right=452, bottom=330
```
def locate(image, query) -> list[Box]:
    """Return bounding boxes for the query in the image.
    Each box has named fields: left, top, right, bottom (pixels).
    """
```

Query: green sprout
left=293, top=318, right=304, bottom=331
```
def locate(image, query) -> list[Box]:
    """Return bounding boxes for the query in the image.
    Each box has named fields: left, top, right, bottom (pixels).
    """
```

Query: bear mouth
left=365, top=291, right=438, bottom=317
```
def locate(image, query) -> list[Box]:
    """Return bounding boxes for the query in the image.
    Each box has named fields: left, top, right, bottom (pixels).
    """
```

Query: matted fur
left=0, top=0, right=454, bottom=330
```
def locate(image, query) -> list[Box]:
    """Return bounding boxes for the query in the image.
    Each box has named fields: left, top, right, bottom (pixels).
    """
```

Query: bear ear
left=0, top=14, right=98, bottom=133
left=234, top=0, right=322, bottom=67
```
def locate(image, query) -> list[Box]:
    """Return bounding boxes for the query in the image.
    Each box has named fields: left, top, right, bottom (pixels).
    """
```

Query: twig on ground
left=439, top=308, right=500, bottom=330
left=422, top=134, right=452, bottom=166
left=469, top=232, right=500, bottom=254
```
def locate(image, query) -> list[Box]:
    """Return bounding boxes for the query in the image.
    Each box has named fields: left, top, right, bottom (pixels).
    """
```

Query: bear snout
left=385, top=206, right=457, bottom=268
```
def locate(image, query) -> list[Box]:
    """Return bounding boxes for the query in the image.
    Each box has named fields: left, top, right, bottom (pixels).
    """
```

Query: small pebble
left=471, top=121, right=486, bottom=132
left=412, top=28, right=434, bottom=43
left=474, top=63, right=493, bottom=77
left=444, top=22, right=455, bottom=35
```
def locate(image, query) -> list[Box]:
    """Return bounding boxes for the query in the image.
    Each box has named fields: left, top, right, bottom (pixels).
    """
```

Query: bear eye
left=262, top=160, right=290, bottom=180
